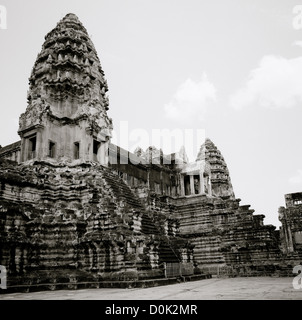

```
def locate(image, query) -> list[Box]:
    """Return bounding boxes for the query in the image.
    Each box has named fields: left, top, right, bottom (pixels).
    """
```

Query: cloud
left=289, top=169, right=302, bottom=185
left=230, top=55, right=302, bottom=109
left=164, top=74, right=216, bottom=123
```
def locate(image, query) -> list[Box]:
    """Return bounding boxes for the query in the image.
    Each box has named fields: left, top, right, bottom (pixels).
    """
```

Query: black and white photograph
left=0, top=0, right=302, bottom=308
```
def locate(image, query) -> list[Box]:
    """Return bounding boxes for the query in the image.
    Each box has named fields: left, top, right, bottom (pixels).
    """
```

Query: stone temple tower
left=18, top=13, right=112, bottom=164
left=196, top=138, right=235, bottom=199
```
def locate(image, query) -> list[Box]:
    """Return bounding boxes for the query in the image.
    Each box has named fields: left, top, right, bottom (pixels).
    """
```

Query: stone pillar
left=208, top=176, right=212, bottom=196
left=85, top=127, right=93, bottom=162
left=35, top=131, right=41, bottom=160
left=15, top=247, right=21, bottom=273
left=147, top=169, right=151, bottom=191
left=104, top=140, right=109, bottom=166
left=160, top=170, right=163, bottom=194
left=34, top=125, right=44, bottom=160
left=81, top=125, right=88, bottom=161
left=180, top=174, right=185, bottom=196
left=20, top=138, right=27, bottom=162
left=99, top=141, right=105, bottom=165
left=286, top=223, right=294, bottom=253
left=190, top=175, right=195, bottom=195
left=199, top=172, right=205, bottom=194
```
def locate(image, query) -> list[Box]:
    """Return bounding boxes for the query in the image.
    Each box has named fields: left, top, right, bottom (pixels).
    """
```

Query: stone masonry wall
left=0, top=159, right=189, bottom=288
left=173, top=195, right=282, bottom=275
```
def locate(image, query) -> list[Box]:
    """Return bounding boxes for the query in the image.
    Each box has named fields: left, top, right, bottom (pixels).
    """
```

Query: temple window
left=93, top=139, right=100, bottom=161
left=127, top=174, right=132, bottom=186
left=74, top=142, right=80, bottom=159
left=48, top=141, right=56, bottom=158
left=294, top=231, right=302, bottom=244
left=184, top=175, right=190, bottom=195
left=194, top=175, right=200, bottom=194
left=171, top=186, right=176, bottom=196
left=28, top=135, right=37, bottom=160
left=166, top=184, right=170, bottom=195
left=154, top=182, right=160, bottom=194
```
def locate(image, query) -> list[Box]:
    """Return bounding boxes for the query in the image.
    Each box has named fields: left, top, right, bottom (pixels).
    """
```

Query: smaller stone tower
left=196, top=139, right=235, bottom=199
left=279, top=192, right=302, bottom=254
left=18, top=13, right=112, bottom=165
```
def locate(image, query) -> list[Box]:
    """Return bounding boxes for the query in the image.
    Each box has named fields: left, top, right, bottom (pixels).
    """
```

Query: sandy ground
left=0, top=276, right=301, bottom=300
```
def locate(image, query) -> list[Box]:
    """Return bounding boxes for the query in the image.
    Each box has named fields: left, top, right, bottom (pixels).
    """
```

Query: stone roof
left=196, top=138, right=235, bottom=199
left=0, top=141, right=21, bottom=156
left=25, top=12, right=109, bottom=116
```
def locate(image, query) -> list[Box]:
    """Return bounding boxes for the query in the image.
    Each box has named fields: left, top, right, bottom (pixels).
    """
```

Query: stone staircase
left=174, top=195, right=283, bottom=273
left=101, top=167, right=143, bottom=210
left=158, top=242, right=180, bottom=264
left=100, top=166, right=180, bottom=262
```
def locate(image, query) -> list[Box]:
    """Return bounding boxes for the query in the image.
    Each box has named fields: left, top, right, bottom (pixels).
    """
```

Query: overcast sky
left=1, top=0, right=302, bottom=228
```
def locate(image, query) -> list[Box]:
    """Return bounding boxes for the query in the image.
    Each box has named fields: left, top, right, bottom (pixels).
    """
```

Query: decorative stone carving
left=17, top=13, right=112, bottom=164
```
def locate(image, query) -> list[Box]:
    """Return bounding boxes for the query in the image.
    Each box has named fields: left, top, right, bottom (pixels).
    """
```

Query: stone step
left=1, top=273, right=212, bottom=293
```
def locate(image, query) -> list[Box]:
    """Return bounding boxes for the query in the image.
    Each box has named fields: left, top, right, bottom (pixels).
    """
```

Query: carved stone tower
left=196, top=138, right=235, bottom=199
left=18, top=13, right=112, bottom=164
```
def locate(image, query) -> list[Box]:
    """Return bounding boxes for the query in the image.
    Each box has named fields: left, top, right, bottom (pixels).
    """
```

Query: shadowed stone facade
left=279, top=192, right=302, bottom=257
left=0, top=13, right=300, bottom=291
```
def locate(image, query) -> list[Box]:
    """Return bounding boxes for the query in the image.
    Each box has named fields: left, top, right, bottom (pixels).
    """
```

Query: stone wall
left=173, top=195, right=282, bottom=274
left=279, top=192, right=302, bottom=258
left=0, top=159, right=190, bottom=288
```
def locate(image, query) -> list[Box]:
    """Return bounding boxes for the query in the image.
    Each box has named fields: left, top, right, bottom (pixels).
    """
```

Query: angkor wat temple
left=1, top=13, right=302, bottom=292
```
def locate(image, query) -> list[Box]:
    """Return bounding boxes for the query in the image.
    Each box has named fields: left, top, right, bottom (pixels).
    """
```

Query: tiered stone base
left=2, top=269, right=211, bottom=293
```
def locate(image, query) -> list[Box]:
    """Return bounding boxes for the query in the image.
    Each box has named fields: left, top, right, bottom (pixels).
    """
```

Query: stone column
left=286, top=223, right=294, bottom=253
left=208, top=176, right=212, bottom=196
left=35, top=131, right=41, bottom=160
left=99, top=141, right=105, bottom=165
left=35, top=125, right=44, bottom=160
left=190, top=175, right=195, bottom=195
left=20, top=138, right=27, bottom=162
left=147, top=169, right=150, bottom=191
left=85, top=127, right=93, bottom=162
left=160, top=170, right=163, bottom=194
left=104, top=140, right=109, bottom=166
left=180, top=174, right=185, bottom=196
left=199, top=172, right=205, bottom=194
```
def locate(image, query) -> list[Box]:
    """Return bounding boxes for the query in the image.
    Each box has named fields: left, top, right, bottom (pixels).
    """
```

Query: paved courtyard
left=0, top=276, right=301, bottom=300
